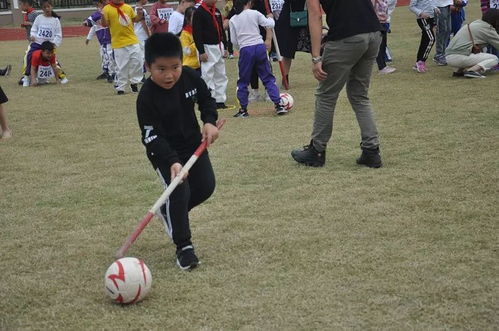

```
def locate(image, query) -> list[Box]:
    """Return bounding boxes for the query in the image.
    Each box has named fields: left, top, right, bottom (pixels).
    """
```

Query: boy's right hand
left=170, top=162, right=188, bottom=181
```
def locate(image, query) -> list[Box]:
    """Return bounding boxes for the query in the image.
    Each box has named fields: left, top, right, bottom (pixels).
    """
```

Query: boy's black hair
left=182, top=6, right=196, bottom=28
left=178, top=0, right=195, bottom=3
left=20, top=0, right=34, bottom=5
left=483, top=9, right=499, bottom=33
left=145, top=33, right=183, bottom=65
left=40, top=41, right=55, bottom=51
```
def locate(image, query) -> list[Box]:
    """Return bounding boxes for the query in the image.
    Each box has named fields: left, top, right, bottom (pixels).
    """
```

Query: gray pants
left=435, top=5, right=452, bottom=60
left=311, top=32, right=382, bottom=152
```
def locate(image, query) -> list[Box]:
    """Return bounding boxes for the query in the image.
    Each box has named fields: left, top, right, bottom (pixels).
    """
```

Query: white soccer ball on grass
left=104, top=257, right=152, bottom=304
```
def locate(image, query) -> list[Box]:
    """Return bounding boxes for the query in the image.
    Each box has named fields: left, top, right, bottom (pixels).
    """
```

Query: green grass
left=1, top=2, right=498, bottom=329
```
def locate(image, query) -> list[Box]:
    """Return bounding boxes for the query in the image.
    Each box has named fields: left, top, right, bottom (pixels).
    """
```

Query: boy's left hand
left=202, top=123, right=219, bottom=148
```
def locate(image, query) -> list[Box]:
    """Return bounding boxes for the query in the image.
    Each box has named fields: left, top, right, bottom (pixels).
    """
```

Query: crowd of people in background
left=1, top=0, right=499, bottom=140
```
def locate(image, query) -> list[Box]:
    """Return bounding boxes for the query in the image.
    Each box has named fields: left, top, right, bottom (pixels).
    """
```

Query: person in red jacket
left=149, top=0, right=174, bottom=33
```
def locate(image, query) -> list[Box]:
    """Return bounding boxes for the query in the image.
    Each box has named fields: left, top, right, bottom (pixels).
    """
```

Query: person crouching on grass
left=24, top=0, right=68, bottom=87
left=101, top=0, right=144, bottom=95
left=29, top=41, right=61, bottom=86
left=136, top=33, right=219, bottom=270
left=229, top=0, right=287, bottom=117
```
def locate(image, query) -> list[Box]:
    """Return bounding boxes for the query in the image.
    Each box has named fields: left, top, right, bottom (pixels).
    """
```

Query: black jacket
left=192, top=4, right=227, bottom=54
left=136, top=67, right=218, bottom=168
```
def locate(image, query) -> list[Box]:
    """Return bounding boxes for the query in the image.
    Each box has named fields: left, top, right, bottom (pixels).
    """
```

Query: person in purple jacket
left=84, top=0, right=116, bottom=82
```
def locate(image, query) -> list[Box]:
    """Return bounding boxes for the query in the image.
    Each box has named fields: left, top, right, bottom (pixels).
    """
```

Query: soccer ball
left=104, top=257, right=152, bottom=304
left=279, top=93, right=294, bottom=111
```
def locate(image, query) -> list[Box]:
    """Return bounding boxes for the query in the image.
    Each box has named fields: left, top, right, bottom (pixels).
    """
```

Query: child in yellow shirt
left=179, top=7, right=200, bottom=72
left=101, top=0, right=144, bottom=94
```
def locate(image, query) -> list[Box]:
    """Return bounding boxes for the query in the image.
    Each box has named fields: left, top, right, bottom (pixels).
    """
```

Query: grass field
left=1, top=2, right=498, bottom=330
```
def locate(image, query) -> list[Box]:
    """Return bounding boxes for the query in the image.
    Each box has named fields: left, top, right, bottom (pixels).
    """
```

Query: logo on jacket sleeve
left=185, top=88, right=197, bottom=99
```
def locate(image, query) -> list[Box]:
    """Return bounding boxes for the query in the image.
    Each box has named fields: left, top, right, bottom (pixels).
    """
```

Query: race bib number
left=37, top=26, right=53, bottom=39
left=270, top=0, right=284, bottom=12
left=37, top=65, right=54, bottom=79
left=157, top=7, right=173, bottom=21
left=490, top=0, right=499, bottom=9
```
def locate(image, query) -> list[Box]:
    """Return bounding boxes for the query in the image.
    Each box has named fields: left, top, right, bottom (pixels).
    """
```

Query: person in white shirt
left=168, top=0, right=195, bottom=35
left=230, top=0, right=287, bottom=117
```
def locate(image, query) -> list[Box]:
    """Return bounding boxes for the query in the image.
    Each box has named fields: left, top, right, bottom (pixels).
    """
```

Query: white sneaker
left=22, top=76, right=30, bottom=87
left=379, top=66, right=396, bottom=75
left=60, top=77, right=69, bottom=84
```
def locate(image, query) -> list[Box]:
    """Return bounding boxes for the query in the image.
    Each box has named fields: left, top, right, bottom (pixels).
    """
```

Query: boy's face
left=41, top=49, right=54, bottom=61
left=20, top=2, right=29, bottom=11
left=110, top=0, right=123, bottom=4
left=147, top=56, right=183, bottom=90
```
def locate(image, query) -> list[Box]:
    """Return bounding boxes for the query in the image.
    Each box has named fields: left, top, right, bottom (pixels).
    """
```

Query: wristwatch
left=312, top=56, right=322, bottom=64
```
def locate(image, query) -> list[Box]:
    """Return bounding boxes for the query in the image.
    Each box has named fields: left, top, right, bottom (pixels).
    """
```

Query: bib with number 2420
left=157, top=7, right=173, bottom=21
left=37, top=26, right=53, bottom=39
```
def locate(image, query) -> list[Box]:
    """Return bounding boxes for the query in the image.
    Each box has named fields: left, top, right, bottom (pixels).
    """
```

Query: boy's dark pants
left=155, top=151, right=215, bottom=250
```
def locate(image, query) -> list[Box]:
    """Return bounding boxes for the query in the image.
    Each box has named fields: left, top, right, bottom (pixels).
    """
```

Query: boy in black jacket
left=136, top=32, right=219, bottom=270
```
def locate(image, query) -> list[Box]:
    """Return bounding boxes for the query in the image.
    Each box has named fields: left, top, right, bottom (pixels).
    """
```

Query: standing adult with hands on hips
left=291, top=0, right=384, bottom=168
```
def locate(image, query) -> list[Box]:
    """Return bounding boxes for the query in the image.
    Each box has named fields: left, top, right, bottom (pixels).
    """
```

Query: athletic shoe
left=452, top=71, right=465, bottom=77
left=96, top=72, right=108, bottom=80
left=0, top=65, right=11, bottom=76
left=291, top=141, right=326, bottom=167
left=248, top=89, right=261, bottom=103
left=464, top=71, right=486, bottom=79
left=22, top=76, right=30, bottom=87
left=117, top=90, right=125, bottom=95
left=379, top=66, right=396, bottom=75
left=60, top=77, right=69, bottom=84
left=216, top=102, right=228, bottom=109
left=356, top=147, right=383, bottom=168
left=176, top=245, right=199, bottom=271
left=233, top=109, right=249, bottom=118
left=275, top=104, right=288, bottom=116
left=433, top=57, right=447, bottom=66
left=412, top=61, right=426, bottom=73
left=227, top=54, right=234, bottom=59
left=131, top=84, right=138, bottom=92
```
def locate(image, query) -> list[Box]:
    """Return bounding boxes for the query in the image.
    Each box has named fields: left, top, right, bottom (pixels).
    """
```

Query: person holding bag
left=445, top=9, right=499, bottom=78
left=274, top=0, right=311, bottom=88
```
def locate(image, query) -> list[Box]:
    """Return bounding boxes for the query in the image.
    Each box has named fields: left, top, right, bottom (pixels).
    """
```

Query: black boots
left=356, top=147, right=382, bottom=168
left=291, top=141, right=326, bottom=167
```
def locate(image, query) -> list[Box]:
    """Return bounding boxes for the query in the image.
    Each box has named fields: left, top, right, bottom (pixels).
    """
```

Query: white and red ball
left=279, top=93, right=294, bottom=111
left=104, top=257, right=152, bottom=304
